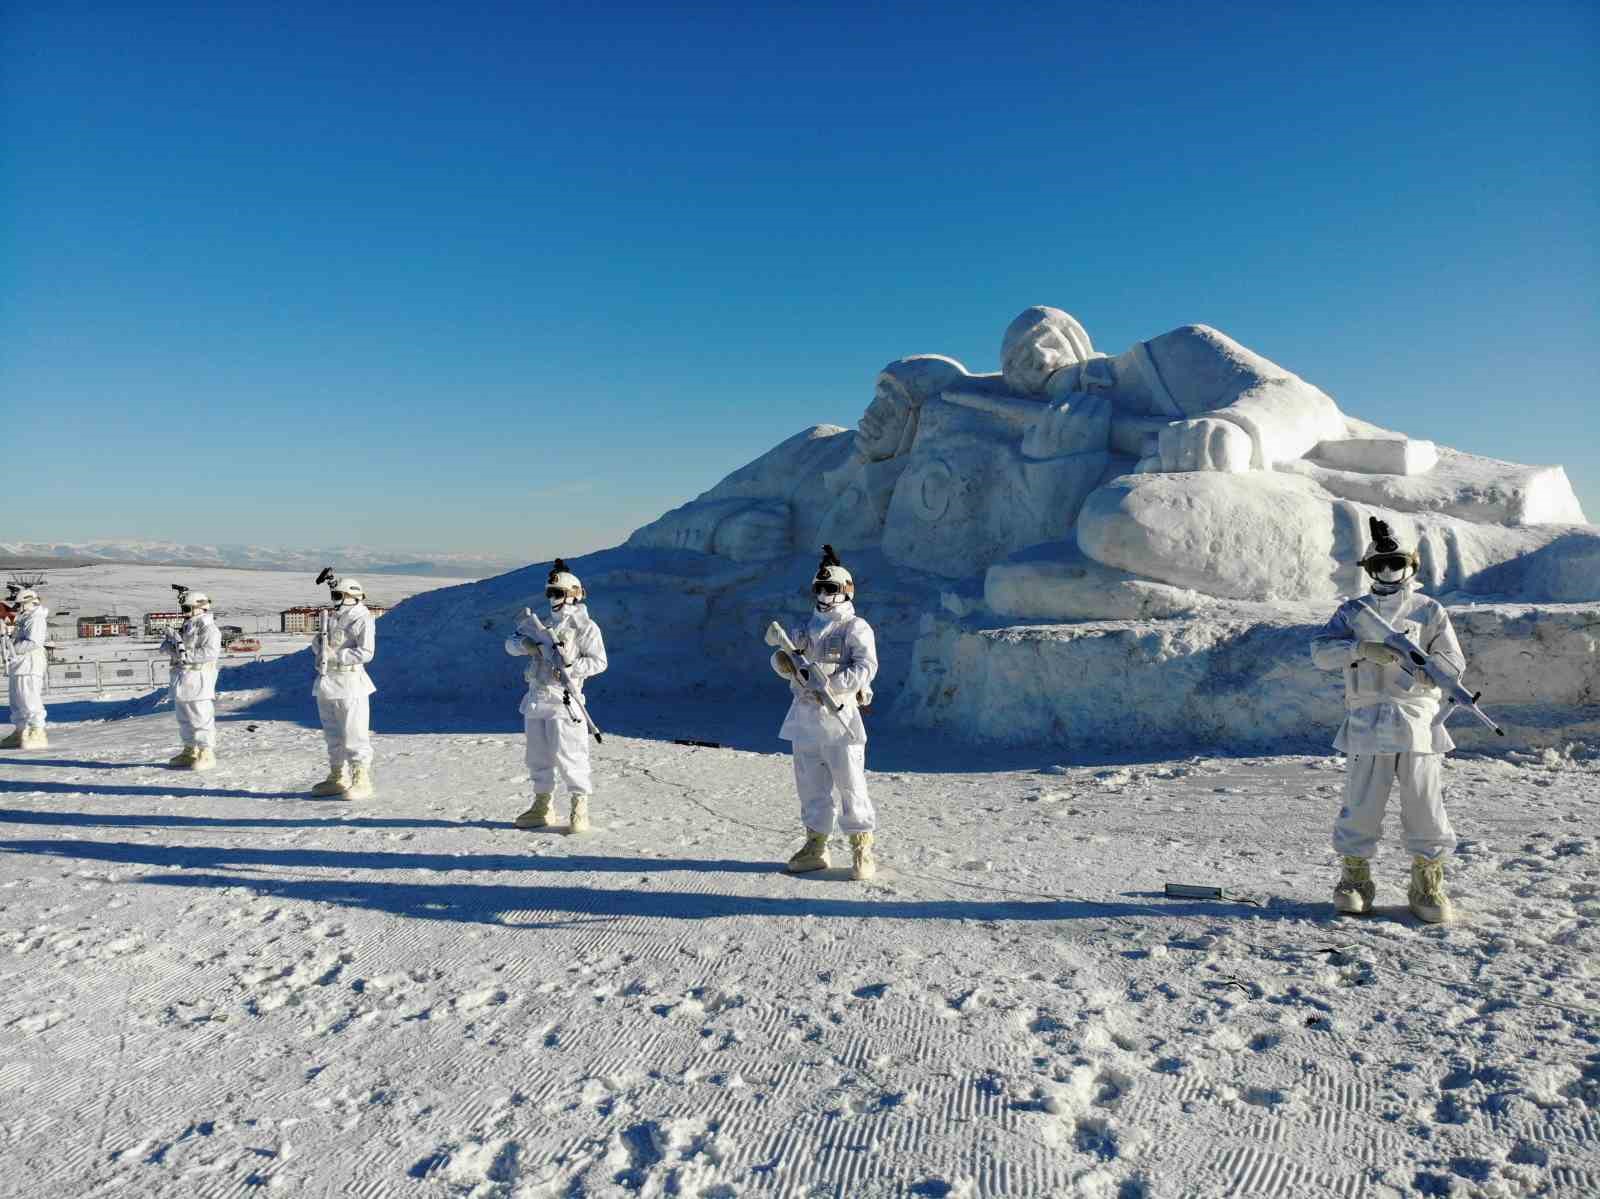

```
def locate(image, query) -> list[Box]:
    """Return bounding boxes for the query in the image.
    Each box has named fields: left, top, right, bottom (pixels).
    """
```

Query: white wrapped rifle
left=764, top=620, right=852, bottom=733
left=516, top=607, right=603, bottom=742
left=1354, top=598, right=1504, bottom=736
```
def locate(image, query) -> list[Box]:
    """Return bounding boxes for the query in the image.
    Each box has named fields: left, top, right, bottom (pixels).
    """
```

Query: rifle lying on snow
left=764, top=620, right=852, bottom=734
left=516, top=607, right=603, bottom=742
left=1354, top=598, right=1504, bottom=736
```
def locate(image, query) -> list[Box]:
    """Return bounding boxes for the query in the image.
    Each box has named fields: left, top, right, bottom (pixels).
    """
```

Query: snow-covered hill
left=1, top=538, right=521, bottom=577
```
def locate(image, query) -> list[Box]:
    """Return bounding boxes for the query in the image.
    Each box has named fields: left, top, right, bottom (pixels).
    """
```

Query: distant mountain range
left=0, top=540, right=524, bottom=578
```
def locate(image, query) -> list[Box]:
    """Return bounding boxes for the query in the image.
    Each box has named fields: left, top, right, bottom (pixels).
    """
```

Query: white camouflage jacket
left=773, top=602, right=878, bottom=747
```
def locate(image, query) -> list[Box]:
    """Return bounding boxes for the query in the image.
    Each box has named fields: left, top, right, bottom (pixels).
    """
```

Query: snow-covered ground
left=3, top=692, right=1597, bottom=1197
left=32, top=562, right=476, bottom=631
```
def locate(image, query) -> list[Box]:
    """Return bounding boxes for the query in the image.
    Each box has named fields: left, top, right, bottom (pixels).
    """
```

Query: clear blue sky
left=5, top=1, right=1596, bottom=561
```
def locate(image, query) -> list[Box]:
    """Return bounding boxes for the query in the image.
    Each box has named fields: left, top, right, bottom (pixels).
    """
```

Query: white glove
left=554, top=628, right=576, bottom=666
left=1357, top=640, right=1400, bottom=666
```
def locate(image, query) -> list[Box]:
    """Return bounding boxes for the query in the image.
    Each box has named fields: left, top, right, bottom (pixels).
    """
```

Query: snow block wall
left=896, top=603, right=1600, bottom=755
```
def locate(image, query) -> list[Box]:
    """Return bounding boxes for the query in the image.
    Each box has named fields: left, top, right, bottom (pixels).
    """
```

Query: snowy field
left=2, top=695, right=1597, bottom=1197
left=32, top=562, right=476, bottom=632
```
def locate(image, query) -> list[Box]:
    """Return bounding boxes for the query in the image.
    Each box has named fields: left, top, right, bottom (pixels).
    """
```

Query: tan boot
left=514, top=793, right=554, bottom=829
left=568, top=794, right=591, bottom=834
left=190, top=747, right=217, bottom=772
left=1408, top=855, right=1454, bottom=924
left=344, top=763, right=374, bottom=800
left=787, top=830, right=830, bottom=874
left=849, top=832, right=877, bottom=881
left=1, top=728, right=23, bottom=749
left=20, top=726, right=47, bottom=750
left=1333, top=855, right=1375, bottom=915
left=310, top=764, right=349, bottom=796
left=168, top=746, right=197, bottom=768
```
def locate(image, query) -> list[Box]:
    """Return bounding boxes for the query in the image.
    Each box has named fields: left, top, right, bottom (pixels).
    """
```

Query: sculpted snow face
left=628, top=306, right=1597, bottom=604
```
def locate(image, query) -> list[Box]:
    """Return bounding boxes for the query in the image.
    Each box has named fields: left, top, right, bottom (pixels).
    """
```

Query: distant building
left=280, top=606, right=325, bottom=634
left=78, top=615, right=134, bottom=638
left=144, top=611, right=185, bottom=636
left=280, top=603, right=388, bottom=633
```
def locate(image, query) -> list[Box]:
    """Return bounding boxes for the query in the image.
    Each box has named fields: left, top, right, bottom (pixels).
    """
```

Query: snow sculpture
left=628, top=306, right=1597, bottom=606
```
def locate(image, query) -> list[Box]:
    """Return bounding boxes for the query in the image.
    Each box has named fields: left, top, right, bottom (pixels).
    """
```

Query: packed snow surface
left=2, top=699, right=1598, bottom=1197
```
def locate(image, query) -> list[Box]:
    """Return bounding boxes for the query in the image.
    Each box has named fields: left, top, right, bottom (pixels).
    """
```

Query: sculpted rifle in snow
left=1354, top=599, right=1504, bottom=736
left=764, top=620, right=852, bottom=734
left=516, top=607, right=603, bottom=743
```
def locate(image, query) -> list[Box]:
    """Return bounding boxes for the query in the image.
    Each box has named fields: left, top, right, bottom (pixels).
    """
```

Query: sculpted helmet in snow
left=1000, top=306, right=1095, bottom=396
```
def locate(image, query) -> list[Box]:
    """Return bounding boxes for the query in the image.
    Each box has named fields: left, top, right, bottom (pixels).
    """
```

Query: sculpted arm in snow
left=1310, top=605, right=1358, bottom=671
left=827, top=621, right=878, bottom=699
left=564, top=621, right=607, bottom=683
left=336, top=614, right=376, bottom=667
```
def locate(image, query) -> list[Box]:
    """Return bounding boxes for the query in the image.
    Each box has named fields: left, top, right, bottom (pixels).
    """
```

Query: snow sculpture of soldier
left=2, top=588, right=49, bottom=749
left=505, top=559, right=607, bottom=834
left=310, top=577, right=377, bottom=800
left=163, top=589, right=222, bottom=770
left=769, top=545, right=880, bottom=881
left=1310, top=518, right=1462, bottom=923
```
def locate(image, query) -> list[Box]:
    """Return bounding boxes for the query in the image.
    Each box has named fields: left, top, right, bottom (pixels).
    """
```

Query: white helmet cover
left=812, top=544, right=854, bottom=609
left=183, top=591, right=212, bottom=610
left=332, top=578, right=365, bottom=600
left=14, top=589, right=41, bottom=608
left=546, top=559, right=584, bottom=603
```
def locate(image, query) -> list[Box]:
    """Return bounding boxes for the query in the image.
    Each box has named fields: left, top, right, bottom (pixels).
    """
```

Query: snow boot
left=515, top=793, right=554, bottom=829
left=21, top=726, right=47, bottom=750
left=1, top=727, right=24, bottom=749
left=849, top=832, right=877, bottom=881
left=344, top=763, right=374, bottom=800
left=191, top=747, right=217, bottom=772
left=568, top=794, right=591, bottom=834
left=168, top=746, right=197, bottom=768
left=787, top=830, right=830, bottom=874
left=1408, top=855, right=1454, bottom=924
left=1333, top=855, right=1375, bottom=915
left=311, top=765, right=349, bottom=797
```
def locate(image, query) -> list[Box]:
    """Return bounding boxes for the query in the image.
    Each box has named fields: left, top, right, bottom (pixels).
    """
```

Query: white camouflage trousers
left=793, top=741, right=875, bottom=835
left=8, top=675, right=46, bottom=730
left=1333, top=752, right=1456, bottom=861
left=176, top=699, right=216, bottom=748
left=317, top=694, right=372, bottom=768
left=524, top=711, right=591, bottom=796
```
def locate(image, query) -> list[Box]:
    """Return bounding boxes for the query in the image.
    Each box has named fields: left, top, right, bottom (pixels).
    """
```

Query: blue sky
left=4, top=1, right=1595, bottom=561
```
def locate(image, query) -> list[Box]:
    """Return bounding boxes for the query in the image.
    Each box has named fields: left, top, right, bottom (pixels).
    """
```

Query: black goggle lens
left=813, top=581, right=842, bottom=596
left=546, top=587, right=569, bottom=600
left=1367, top=554, right=1409, bottom=573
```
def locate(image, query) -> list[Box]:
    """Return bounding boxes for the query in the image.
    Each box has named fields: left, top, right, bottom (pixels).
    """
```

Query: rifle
left=313, top=567, right=337, bottom=678
left=765, top=620, right=852, bottom=734
left=516, top=607, right=603, bottom=742
left=1354, top=599, right=1504, bottom=736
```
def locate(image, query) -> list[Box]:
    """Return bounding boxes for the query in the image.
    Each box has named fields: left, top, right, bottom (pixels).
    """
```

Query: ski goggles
left=1363, top=553, right=1411, bottom=574
left=545, top=586, right=574, bottom=600
left=812, top=580, right=844, bottom=596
